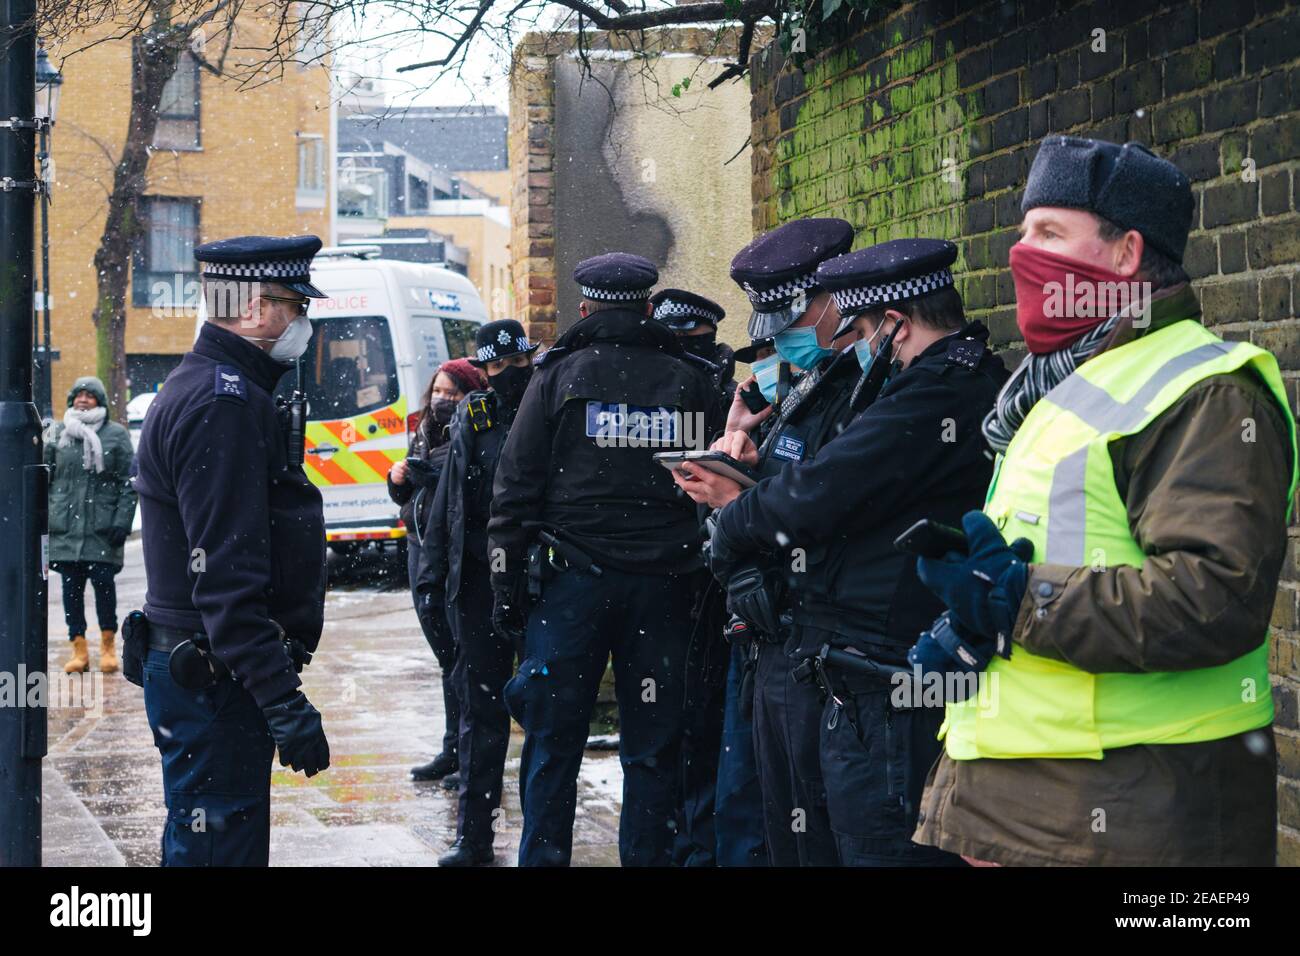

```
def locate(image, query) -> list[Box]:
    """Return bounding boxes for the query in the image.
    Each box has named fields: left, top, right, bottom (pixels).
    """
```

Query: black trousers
left=751, top=636, right=838, bottom=866
left=449, top=565, right=518, bottom=846
left=672, top=584, right=727, bottom=867
left=410, top=547, right=461, bottom=758
left=818, top=670, right=965, bottom=867
left=506, top=565, right=694, bottom=867
left=56, top=560, right=118, bottom=639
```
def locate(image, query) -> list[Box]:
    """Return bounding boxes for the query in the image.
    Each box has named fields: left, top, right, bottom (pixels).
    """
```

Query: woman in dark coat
left=388, top=358, right=486, bottom=784
left=47, top=376, right=137, bottom=673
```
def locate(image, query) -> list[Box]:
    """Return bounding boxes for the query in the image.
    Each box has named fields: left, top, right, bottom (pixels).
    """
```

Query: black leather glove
left=725, top=564, right=785, bottom=639
left=492, top=591, right=527, bottom=645
left=107, top=527, right=129, bottom=547
left=262, top=692, right=330, bottom=777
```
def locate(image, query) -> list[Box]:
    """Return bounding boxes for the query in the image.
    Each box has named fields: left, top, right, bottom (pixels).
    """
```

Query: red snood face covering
left=1010, top=242, right=1145, bottom=354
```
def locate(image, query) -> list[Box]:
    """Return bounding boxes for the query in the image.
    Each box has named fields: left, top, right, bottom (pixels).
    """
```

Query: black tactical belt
left=147, top=624, right=204, bottom=653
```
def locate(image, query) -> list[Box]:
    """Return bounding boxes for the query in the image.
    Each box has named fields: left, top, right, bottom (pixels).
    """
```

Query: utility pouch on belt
left=169, top=636, right=229, bottom=691
left=527, top=542, right=547, bottom=600
left=120, top=610, right=148, bottom=687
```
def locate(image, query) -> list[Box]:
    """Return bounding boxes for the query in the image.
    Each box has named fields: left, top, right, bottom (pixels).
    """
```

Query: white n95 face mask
left=269, top=315, right=313, bottom=364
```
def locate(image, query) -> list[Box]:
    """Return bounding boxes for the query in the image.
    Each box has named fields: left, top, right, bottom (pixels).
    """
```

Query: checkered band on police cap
left=829, top=266, right=954, bottom=315
left=742, top=271, right=820, bottom=308
left=201, top=257, right=315, bottom=281
left=580, top=284, right=654, bottom=302
left=475, top=335, right=532, bottom=363
left=654, top=300, right=722, bottom=324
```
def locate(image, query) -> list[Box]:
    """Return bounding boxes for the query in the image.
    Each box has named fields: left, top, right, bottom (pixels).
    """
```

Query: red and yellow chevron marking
left=327, top=527, right=407, bottom=542
left=303, top=396, right=409, bottom=487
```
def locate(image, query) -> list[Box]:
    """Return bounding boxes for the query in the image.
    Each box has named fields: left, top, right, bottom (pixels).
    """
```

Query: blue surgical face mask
left=773, top=325, right=833, bottom=371
left=853, top=319, right=890, bottom=372
left=752, top=353, right=781, bottom=404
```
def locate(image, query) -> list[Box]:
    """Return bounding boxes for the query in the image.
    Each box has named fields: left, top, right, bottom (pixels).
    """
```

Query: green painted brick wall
left=749, top=0, right=1300, bottom=863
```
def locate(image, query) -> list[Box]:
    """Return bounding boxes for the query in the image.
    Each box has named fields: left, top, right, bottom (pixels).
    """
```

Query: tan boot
left=64, top=636, right=89, bottom=674
left=99, top=630, right=119, bottom=673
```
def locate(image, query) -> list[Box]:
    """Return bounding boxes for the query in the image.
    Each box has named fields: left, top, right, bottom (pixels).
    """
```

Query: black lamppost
left=33, top=43, right=61, bottom=422
left=0, top=0, right=49, bottom=868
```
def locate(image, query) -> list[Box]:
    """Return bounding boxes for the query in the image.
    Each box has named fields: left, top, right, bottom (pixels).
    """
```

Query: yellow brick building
left=43, top=17, right=334, bottom=402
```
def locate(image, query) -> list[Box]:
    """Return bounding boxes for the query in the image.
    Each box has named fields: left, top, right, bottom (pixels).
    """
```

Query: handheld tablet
left=654, top=450, right=759, bottom=489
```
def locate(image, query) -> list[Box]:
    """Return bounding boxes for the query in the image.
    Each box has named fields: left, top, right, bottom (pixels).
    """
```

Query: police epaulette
left=213, top=364, right=247, bottom=401
left=534, top=346, right=567, bottom=368
left=945, top=336, right=986, bottom=370
left=465, top=391, right=496, bottom=433
left=682, top=351, right=721, bottom=375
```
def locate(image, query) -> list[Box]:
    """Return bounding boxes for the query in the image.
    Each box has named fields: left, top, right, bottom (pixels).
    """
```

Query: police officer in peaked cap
left=650, top=287, right=736, bottom=866
left=686, top=237, right=1008, bottom=866
left=676, top=217, right=862, bottom=867
left=129, top=235, right=330, bottom=866
left=488, top=253, right=723, bottom=866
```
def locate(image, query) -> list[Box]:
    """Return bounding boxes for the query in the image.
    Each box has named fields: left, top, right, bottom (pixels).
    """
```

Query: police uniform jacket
left=133, top=321, right=326, bottom=708
left=422, top=389, right=514, bottom=606
left=488, top=307, right=722, bottom=586
left=715, top=322, right=1008, bottom=658
left=753, top=347, right=861, bottom=481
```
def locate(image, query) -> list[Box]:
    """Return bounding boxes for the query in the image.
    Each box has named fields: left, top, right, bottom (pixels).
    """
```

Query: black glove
left=725, top=564, right=784, bottom=639
left=262, top=692, right=330, bottom=777
left=492, top=591, right=527, bottom=645
left=107, top=527, right=129, bottom=547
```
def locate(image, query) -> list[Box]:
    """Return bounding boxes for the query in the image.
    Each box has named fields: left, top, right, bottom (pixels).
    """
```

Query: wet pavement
left=42, top=538, right=625, bottom=866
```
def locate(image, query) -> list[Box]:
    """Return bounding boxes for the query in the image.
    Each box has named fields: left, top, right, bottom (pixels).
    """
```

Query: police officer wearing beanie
left=675, top=218, right=862, bottom=866
left=130, top=235, right=330, bottom=865
left=423, top=319, right=538, bottom=866
left=911, top=138, right=1296, bottom=866
left=488, top=253, right=722, bottom=866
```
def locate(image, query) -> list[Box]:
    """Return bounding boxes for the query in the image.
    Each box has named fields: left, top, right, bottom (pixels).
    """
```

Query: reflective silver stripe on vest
left=1045, top=341, right=1239, bottom=434
left=1046, top=446, right=1090, bottom=563
left=1042, top=340, right=1239, bottom=564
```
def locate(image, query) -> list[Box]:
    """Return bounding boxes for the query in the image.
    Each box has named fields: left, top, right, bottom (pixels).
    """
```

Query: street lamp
left=33, top=44, right=61, bottom=422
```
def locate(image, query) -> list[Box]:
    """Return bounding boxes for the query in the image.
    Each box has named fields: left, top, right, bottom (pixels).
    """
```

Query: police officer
left=676, top=218, right=858, bottom=866
left=423, top=319, right=539, bottom=866
left=679, top=239, right=1008, bottom=866
left=651, top=288, right=736, bottom=413
left=650, top=288, right=733, bottom=866
left=709, top=335, right=776, bottom=868
left=488, top=253, right=722, bottom=867
left=130, top=235, right=330, bottom=866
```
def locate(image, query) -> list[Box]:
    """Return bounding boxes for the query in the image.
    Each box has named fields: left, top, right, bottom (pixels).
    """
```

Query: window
left=297, top=134, right=326, bottom=208
left=153, top=51, right=201, bottom=150
left=132, top=197, right=200, bottom=309
left=279, top=316, right=400, bottom=420
left=407, top=175, right=428, bottom=213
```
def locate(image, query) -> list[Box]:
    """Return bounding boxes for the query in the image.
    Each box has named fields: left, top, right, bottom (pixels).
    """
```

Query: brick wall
left=749, top=0, right=1300, bottom=862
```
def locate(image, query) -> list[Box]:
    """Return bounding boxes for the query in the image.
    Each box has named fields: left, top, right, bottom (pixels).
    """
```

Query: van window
left=442, top=319, right=479, bottom=360
left=289, top=316, right=400, bottom=419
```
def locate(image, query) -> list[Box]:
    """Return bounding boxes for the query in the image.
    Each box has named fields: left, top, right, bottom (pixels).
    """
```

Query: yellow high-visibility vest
left=942, top=319, right=1298, bottom=760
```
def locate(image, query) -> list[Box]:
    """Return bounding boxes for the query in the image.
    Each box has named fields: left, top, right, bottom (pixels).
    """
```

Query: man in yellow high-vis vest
left=909, top=136, right=1297, bottom=866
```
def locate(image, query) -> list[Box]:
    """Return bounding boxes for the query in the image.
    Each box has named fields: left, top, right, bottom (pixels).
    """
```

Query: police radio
left=286, top=359, right=307, bottom=467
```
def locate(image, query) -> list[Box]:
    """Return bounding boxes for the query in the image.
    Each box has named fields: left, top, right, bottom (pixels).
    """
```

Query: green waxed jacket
left=45, top=376, right=137, bottom=570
